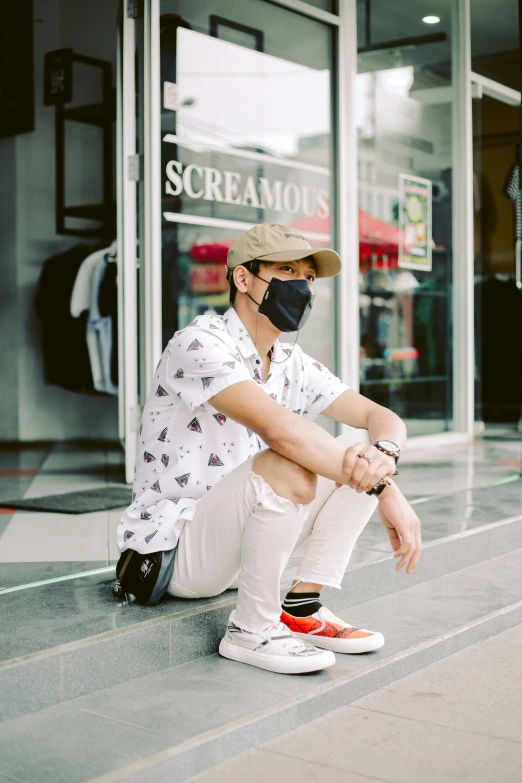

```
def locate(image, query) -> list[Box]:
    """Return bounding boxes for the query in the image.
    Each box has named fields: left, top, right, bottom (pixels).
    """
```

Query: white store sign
left=165, top=160, right=329, bottom=219
left=162, top=135, right=331, bottom=238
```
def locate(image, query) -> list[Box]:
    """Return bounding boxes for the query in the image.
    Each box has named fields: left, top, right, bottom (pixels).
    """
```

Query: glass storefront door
left=356, top=0, right=455, bottom=437
left=469, top=0, right=521, bottom=431
left=155, top=0, right=338, bottom=431
left=472, top=85, right=522, bottom=426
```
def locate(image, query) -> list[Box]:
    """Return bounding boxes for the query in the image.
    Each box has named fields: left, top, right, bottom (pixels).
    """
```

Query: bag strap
left=118, top=550, right=134, bottom=582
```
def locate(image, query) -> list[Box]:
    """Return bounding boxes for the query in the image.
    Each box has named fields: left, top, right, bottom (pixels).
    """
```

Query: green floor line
left=1, top=476, right=521, bottom=597
left=0, top=566, right=115, bottom=595
left=491, top=474, right=521, bottom=486
left=410, top=495, right=438, bottom=506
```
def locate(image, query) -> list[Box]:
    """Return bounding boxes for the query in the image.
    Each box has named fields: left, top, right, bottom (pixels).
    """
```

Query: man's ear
left=233, top=265, right=249, bottom=294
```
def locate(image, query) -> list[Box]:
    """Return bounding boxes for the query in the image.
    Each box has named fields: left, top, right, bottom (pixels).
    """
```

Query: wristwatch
left=373, top=440, right=401, bottom=464
left=366, top=475, right=391, bottom=497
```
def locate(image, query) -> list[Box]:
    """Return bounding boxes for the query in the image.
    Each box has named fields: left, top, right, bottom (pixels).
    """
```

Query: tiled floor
left=0, top=430, right=520, bottom=668
left=0, top=432, right=521, bottom=592
left=1, top=550, right=522, bottom=782
left=0, top=444, right=125, bottom=587
left=187, top=623, right=522, bottom=783
left=0, top=427, right=521, bottom=781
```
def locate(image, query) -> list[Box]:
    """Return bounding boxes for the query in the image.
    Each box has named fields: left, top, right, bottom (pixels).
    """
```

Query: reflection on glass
left=357, top=2, right=454, bottom=436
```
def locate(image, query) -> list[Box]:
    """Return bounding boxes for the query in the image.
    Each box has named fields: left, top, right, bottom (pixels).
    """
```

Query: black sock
left=282, top=591, right=322, bottom=617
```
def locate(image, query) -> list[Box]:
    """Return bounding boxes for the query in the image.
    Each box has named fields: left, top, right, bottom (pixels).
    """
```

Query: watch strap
left=366, top=475, right=391, bottom=497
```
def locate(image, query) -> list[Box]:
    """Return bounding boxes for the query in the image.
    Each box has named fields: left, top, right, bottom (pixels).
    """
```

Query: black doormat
left=0, top=486, right=132, bottom=514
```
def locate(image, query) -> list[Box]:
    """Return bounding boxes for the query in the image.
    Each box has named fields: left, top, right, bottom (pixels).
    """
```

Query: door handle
left=516, top=238, right=522, bottom=291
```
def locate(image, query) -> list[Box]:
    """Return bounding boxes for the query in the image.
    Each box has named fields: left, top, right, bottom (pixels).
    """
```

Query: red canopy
left=358, top=209, right=399, bottom=247
left=188, top=210, right=402, bottom=267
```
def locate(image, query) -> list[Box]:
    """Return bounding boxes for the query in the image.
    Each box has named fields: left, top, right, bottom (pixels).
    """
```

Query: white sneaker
left=219, top=620, right=335, bottom=674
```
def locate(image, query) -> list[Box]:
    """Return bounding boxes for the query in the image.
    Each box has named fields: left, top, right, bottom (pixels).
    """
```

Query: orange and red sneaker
left=280, top=606, right=385, bottom=654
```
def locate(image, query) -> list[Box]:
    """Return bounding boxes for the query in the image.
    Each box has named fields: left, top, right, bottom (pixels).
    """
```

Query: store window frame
left=209, top=15, right=264, bottom=51
left=136, top=0, right=476, bottom=452
left=342, top=0, right=476, bottom=444
left=452, top=0, right=478, bottom=440
left=265, top=0, right=340, bottom=24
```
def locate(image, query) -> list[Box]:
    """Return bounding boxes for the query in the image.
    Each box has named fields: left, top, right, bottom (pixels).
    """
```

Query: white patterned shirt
left=117, top=307, right=349, bottom=554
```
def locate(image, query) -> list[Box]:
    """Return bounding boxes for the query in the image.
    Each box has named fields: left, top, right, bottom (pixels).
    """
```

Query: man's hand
left=377, top=483, right=422, bottom=574
left=335, top=442, right=397, bottom=493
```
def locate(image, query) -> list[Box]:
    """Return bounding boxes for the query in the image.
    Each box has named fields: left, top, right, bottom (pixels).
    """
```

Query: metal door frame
left=143, top=0, right=163, bottom=386
left=470, top=64, right=522, bottom=437
left=117, top=7, right=139, bottom=484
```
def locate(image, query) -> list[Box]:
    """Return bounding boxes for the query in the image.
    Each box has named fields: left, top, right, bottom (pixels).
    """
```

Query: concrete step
left=0, top=548, right=521, bottom=783
left=1, top=511, right=521, bottom=725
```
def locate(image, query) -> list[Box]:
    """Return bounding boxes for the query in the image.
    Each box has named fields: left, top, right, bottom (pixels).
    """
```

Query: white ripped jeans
left=168, top=428, right=378, bottom=634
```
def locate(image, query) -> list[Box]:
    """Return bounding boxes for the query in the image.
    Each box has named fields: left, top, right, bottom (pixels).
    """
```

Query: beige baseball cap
left=227, top=224, right=341, bottom=279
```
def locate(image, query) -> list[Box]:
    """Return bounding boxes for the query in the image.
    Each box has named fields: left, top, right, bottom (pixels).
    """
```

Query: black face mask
left=247, top=274, right=315, bottom=333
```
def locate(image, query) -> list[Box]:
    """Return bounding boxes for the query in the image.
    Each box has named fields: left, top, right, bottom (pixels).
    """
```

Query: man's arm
left=377, top=483, right=422, bottom=574
left=209, top=381, right=421, bottom=574
left=322, top=389, right=421, bottom=575
left=209, top=383, right=407, bottom=488
left=323, top=389, right=406, bottom=449
left=209, top=381, right=356, bottom=486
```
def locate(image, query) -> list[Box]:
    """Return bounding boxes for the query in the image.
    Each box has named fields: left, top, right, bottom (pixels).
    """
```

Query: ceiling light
left=422, top=15, right=440, bottom=24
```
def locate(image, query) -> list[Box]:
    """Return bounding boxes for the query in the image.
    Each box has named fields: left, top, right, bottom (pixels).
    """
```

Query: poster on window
left=398, top=174, right=432, bottom=272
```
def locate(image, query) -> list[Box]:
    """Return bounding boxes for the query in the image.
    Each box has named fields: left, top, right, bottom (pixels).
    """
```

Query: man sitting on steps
left=117, top=223, right=422, bottom=675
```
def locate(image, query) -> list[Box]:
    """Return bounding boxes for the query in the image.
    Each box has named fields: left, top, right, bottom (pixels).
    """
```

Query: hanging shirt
left=70, top=242, right=117, bottom=317
left=34, top=245, right=95, bottom=394
left=98, top=261, right=118, bottom=386
left=87, top=255, right=118, bottom=396
left=506, top=165, right=521, bottom=240
left=117, top=307, right=349, bottom=555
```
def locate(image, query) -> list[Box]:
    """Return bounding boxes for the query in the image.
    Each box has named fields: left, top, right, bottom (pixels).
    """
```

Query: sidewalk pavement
left=189, top=622, right=522, bottom=783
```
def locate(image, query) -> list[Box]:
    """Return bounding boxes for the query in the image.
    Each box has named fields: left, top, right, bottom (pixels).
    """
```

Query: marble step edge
left=1, top=517, right=521, bottom=724
left=336, top=512, right=522, bottom=610
left=1, top=511, right=521, bottom=677
left=81, top=597, right=522, bottom=783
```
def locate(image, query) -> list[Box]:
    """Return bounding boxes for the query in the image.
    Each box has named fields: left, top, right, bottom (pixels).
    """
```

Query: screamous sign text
left=165, top=160, right=330, bottom=220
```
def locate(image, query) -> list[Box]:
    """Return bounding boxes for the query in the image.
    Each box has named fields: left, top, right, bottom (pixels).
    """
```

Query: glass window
left=470, top=0, right=521, bottom=426
left=472, top=93, right=521, bottom=425
left=159, top=1, right=337, bottom=431
left=357, top=0, right=454, bottom=437
left=471, top=0, right=519, bottom=87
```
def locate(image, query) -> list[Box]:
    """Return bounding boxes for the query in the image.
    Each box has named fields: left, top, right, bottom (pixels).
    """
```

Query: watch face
left=377, top=440, right=399, bottom=453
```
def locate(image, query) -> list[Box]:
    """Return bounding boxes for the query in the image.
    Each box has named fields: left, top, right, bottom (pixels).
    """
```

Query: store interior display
left=358, top=247, right=451, bottom=423
left=35, top=241, right=118, bottom=396
left=356, top=92, right=452, bottom=427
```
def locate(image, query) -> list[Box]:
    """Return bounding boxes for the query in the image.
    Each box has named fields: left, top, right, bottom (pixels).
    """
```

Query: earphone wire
left=253, top=308, right=298, bottom=365
left=269, top=331, right=300, bottom=364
